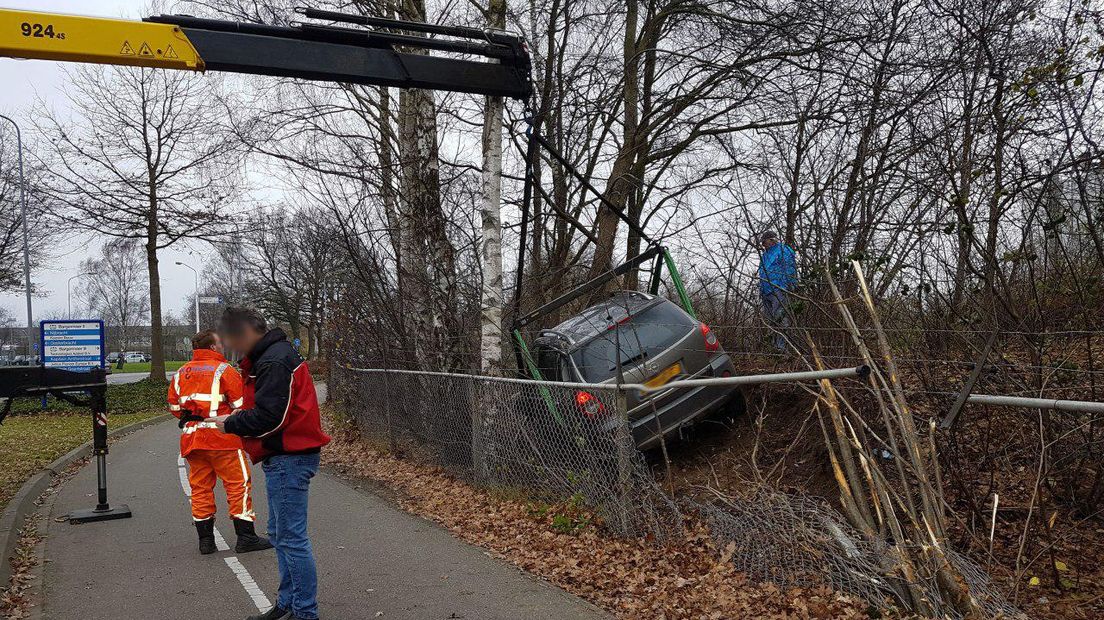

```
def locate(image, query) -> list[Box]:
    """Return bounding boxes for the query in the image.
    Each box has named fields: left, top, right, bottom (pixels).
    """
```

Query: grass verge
left=0, top=379, right=167, bottom=507
left=112, top=360, right=186, bottom=374
left=8, top=378, right=168, bottom=416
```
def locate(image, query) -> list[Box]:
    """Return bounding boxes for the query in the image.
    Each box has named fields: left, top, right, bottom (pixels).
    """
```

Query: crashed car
left=529, top=291, right=742, bottom=449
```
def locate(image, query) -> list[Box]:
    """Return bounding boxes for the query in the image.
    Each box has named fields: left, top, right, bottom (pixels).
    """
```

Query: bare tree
left=33, top=65, right=241, bottom=381
left=236, top=205, right=342, bottom=357
left=77, top=239, right=150, bottom=351
left=0, top=123, right=49, bottom=293
left=477, top=0, right=509, bottom=373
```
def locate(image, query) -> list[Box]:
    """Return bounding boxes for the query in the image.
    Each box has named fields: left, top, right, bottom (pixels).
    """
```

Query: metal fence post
left=384, top=370, right=398, bottom=454
left=613, top=388, right=632, bottom=534
left=470, top=376, right=486, bottom=481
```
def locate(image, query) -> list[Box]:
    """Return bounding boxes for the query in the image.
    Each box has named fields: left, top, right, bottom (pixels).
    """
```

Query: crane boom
left=0, top=8, right=532, bottom=99
left=0, top=9, right=203, bottom=70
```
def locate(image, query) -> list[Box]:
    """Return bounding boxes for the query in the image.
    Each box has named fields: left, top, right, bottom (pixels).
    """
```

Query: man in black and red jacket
left=212, top=307, right=330, bottom=620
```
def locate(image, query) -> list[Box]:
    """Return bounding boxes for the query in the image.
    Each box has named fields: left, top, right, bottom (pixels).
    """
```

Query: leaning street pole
left=0, top=113, right=32, bottom=356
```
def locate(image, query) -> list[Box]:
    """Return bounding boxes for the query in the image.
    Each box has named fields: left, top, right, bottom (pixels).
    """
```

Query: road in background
left=106, top=372, right=167, bottom=385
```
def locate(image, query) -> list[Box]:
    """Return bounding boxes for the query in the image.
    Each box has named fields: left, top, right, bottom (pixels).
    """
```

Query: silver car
left=531, top=291, right=741, bottom=449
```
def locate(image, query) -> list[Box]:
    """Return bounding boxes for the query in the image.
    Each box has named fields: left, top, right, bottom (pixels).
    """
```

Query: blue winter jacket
left=758, top=243, right=797, bottom=296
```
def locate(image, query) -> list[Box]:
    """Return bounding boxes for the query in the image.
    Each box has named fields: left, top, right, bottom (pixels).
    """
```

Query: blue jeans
left=263, top=453, right=321, bottom=619
left=762, top=290, right=789, bottom=351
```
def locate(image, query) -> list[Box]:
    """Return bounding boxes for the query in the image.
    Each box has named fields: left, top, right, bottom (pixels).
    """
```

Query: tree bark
left=397, top=0, right=457, bottom=369
left=479, top=0, right=508, bottom=375
left=145, top=182, right=166, bottom=383
left=585, top=0, right=641, bottom=296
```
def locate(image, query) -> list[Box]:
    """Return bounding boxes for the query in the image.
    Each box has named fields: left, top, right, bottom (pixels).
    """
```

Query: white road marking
left=225, top=556, right=272, bottom=610
left=177, top=452, right=267, bottom=609
left=214, top=525, right=231, bottom=551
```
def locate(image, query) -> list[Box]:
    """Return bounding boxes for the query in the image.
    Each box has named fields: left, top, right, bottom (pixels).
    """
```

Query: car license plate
left=644, top=362, right=682, bottom=388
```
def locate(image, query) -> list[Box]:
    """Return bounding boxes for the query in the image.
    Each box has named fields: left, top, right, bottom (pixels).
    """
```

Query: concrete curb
left=0, top=413, right=171, bottom=585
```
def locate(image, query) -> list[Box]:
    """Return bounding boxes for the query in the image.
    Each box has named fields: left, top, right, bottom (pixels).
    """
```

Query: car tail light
left=574, top=390, right=605, bottom=417
left=701, top=322, right=720, bottom=353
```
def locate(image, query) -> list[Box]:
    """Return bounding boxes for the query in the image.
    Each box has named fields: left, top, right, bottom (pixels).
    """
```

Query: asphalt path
left=106, top=371, right=170, bottom=384
left=40, top=420, right=607, bottom=619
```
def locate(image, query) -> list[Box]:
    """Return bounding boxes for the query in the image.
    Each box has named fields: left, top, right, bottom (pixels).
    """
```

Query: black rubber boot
left=245, top=606, right=289, bottom=620
left=195, top=518, right=217, bottom=555
left=233, top=518, right=274, bottom=553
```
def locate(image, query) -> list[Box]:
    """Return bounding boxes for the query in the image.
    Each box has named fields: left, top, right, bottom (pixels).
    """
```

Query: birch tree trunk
left=396, top=0, right=457, bottom=369
left=479, top=0, right=508, bottom=375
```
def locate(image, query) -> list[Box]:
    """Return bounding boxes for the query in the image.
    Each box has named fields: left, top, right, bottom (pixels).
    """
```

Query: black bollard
left=68, top=367, right=133, bottom=524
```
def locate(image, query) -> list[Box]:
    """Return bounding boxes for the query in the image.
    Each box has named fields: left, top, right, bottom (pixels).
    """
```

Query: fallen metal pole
left=967, top=394, right=1104, bottom=415
left=342, top=365, right=870, bottom=393
left=634, top=365, right=869, bottom=393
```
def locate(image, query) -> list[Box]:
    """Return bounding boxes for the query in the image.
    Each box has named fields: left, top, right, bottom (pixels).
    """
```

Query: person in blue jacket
left=757, top=230, right=797, bottom=350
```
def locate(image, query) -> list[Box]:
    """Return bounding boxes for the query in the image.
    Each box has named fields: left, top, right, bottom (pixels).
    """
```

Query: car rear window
left=570, top=301, right=696, bottom=382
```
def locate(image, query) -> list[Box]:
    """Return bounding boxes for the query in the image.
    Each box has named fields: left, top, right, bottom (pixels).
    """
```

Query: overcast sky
left=0, top=0, right=225, bottom=325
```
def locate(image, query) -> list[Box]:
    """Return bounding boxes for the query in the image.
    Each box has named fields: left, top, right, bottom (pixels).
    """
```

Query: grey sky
left=1, top=1, right=215, bottom=324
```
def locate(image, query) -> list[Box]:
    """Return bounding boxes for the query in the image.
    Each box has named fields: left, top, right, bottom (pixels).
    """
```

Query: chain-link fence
left=332, top=366, right=681, bottom=537
left=331, top=366, right=1020, bottom=619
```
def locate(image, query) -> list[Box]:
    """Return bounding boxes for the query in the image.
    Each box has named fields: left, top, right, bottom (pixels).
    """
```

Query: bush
left=9, top=379, right=168, bottom=417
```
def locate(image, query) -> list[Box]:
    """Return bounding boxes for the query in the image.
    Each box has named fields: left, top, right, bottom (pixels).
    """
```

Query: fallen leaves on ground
left=0, top=515, right=41, bottom=618
left=322, top=416, right=869, bottom=619
left=1, top=439, right=116, bottom=619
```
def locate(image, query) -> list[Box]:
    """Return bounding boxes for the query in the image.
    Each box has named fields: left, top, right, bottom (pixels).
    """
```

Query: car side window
left=535, top=346, right=561, bottom=382
left=559, top=355, right=578, bottom=382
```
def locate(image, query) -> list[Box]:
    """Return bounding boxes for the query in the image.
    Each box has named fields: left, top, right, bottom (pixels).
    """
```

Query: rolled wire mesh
left=330, top=366, right=1020, bottom=618
left=694, top=492, right=905, bottom=608
left=694, top=492, right=1023, bottom=619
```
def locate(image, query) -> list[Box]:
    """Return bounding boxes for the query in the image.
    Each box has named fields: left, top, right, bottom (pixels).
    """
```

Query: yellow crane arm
left=0, top=7, right=532, bottom=99
left=0, top=9, right=203, bottom=70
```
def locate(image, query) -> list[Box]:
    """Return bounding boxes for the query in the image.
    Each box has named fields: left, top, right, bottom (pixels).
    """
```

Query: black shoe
left=233, top=518, right=274, bottom=553
left=245, top=606, right=289, bottom=620
left=195, top=518, right=217, bottom=555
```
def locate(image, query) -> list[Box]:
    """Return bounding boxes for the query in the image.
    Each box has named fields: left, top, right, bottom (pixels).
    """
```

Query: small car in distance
left=123, top=353, right=147, bottom=364
left=529, top=291, right=741, bottom=450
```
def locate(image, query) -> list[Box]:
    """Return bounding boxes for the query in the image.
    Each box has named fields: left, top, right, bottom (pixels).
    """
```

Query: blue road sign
left=293, top=338, right=301, bottom=348
left=40, top=319, right=106, bottom=372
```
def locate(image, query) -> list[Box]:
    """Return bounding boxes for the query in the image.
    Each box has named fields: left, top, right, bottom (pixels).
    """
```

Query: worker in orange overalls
left=169, top=329, right=273, bottom=556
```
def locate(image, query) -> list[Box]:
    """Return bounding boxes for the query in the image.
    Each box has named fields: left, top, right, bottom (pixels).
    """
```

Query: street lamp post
left=176, top=261, right=199, bottom=332
left=0, top=114, right=32, bottom=355
left=67, top=272, right=97, bottom=319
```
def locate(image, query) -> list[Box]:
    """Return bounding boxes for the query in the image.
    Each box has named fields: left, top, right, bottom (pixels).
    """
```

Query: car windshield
left=570, top=301, right=696, bottom=382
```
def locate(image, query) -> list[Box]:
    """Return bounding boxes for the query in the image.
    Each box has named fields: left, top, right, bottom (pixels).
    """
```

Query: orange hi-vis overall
left=168, top=349, right=255, bottom=522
